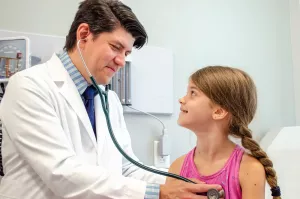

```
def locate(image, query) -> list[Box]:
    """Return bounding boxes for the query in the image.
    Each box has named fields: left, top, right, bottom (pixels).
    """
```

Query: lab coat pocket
left=110, top=127, right=129, bottom=153
left=0, top=179, right=20, bottom=198
left=104, top=127, right=125, bottom=174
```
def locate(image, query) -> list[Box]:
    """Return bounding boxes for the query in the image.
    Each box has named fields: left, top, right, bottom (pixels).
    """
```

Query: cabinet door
left=290, top=0, right=300, bottom=124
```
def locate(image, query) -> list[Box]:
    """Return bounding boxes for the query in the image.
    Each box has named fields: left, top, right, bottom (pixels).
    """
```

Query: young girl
left=166, top=66, right=281, bottom=199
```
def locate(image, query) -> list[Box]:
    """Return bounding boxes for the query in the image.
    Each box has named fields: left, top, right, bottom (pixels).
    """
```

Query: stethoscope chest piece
left=207, top=189, right=224, bottom=199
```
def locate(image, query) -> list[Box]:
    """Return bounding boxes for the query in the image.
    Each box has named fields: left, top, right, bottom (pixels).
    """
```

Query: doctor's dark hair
left=64, top=0, right=147, bottom=51
left=190, top=66, right=281, bottom=199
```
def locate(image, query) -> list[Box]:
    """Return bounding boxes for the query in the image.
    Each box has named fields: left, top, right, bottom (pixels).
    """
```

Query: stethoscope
left=77, top=39, right=224, bottom=199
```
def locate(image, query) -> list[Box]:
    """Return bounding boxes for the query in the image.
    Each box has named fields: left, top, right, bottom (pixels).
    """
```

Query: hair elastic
left=271, top=186, right=281, bottom=197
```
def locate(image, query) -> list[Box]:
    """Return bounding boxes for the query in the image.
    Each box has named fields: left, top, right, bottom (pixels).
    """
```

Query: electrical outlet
left=153, top=140, right=170, bottom=168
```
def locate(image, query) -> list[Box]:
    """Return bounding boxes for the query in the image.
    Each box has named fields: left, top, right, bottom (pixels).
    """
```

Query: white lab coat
left=0, top=54, right=165, bottom=199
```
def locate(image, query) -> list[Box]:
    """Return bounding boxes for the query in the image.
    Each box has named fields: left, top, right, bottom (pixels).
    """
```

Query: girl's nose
left=179, top=97, right=185, bottom=104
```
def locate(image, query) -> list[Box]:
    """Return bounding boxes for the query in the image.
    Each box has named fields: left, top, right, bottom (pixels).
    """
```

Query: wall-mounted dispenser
left=109, top=57, right=132, bottom=106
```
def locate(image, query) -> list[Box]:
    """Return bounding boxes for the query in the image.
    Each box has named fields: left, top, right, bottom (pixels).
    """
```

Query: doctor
left=0, top=0, right=221, bottom=198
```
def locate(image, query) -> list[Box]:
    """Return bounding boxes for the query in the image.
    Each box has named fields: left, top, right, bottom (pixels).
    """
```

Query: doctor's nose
left=114, top=54, right=126, bottom=68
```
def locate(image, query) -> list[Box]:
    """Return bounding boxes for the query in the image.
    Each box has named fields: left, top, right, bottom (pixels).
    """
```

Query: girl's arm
left=239, top=154, right=266, bottom=199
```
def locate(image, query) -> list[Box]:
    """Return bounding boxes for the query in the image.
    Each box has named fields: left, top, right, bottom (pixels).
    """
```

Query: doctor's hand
left=159, top=180, right=223, bottom=199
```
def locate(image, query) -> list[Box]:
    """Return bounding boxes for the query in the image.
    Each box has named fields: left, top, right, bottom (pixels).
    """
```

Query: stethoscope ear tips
left=207, top=189, right=224, bottom=199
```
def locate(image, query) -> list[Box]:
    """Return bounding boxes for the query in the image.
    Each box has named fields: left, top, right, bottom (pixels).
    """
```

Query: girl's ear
left=212, top=106, right=229, bottom=120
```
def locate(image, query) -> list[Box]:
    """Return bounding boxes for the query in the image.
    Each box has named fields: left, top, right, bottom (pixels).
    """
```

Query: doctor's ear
left=77, top=23, right=92, bottom=44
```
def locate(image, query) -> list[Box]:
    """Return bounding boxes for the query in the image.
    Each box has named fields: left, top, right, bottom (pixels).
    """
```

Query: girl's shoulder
left=240, top=152, right=265, bottom=176
left=168, top=154, right=187, bottom=175
left=165, top=151, right=192, bottom=184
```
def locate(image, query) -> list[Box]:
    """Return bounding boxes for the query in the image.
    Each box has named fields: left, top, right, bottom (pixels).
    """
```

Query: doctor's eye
left=110, top=44, right=121, bottom=51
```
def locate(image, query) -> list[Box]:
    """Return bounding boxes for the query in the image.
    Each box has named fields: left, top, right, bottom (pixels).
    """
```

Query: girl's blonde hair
left=191, top=66, right=281, bottom=199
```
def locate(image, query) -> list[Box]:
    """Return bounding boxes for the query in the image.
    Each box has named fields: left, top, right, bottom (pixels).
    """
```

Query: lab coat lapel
left=46, top=54, right=98, bottom=150
left=94, top=86, right=108, bottom=162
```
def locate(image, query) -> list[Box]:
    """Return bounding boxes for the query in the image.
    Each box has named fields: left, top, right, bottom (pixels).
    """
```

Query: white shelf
left=0, top=78, right=8, bottom=83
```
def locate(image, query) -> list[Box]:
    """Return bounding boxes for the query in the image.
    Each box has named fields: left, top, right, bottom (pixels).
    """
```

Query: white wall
left=0, top=0, right=296, bottom=165
left=289, top=0, right=300, bottom=125
left=124, top=0, right=295, bottom=164
left=0, top=0, right=80, bottom=36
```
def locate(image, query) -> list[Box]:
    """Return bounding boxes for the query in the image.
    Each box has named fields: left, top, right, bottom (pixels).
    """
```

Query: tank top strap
left=230, top=145, right=245, bottom=176
left=179, top=147, right=196, bottom=177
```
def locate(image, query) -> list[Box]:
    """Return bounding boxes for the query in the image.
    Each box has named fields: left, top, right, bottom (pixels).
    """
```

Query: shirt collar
left=58, top=51, right=88, bottom=95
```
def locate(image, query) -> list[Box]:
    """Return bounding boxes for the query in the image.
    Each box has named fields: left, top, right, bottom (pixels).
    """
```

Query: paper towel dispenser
left=109, top=60, right=132, bottom=106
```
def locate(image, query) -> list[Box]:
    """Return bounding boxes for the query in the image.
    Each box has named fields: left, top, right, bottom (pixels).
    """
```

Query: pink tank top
left=180, top=145, right=244, bottom=199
